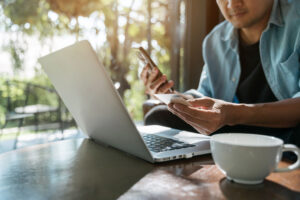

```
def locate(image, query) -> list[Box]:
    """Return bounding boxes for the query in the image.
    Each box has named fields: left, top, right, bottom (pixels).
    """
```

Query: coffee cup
left=210, top=133, right=300, bottom=184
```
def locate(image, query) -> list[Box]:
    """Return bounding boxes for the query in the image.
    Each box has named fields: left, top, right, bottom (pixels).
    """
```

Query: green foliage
left=123, top=51, right=147, bottom=121
left=128, top=23, right=141, bottom=38
left=2, top=0, right=40, bottom=26
left=30, top=73, right=58, bottom=107
left=0, top=78, right=7, bottom=125
left=1, top=0, right=71, bottom=37
left=0, top=74, right=59, bottom=126
left=0, top=0, right=172, bottom=123
left=6, top=40, right=25, bottom=74
left=124, top=81, right=146, bottom=121
left=47, top=0, right=102, bottom=18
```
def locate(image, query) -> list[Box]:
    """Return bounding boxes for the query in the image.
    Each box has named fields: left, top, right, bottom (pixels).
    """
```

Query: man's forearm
left=226, top=98, right=300, bottom=128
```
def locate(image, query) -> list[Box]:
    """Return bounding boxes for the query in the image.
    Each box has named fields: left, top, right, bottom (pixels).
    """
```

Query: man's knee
left=144, top=104, right=197, bottom=132
left=144, top=105, right=170, bottom=126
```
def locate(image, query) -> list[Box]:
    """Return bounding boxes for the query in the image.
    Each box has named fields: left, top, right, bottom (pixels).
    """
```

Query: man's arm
left=229, top=97, right=300, bottom=128
left=168, top=97, right=300, bottom=135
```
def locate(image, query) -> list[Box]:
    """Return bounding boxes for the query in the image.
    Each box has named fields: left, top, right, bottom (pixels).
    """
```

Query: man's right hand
left=140, top=64, right=174, bottom=98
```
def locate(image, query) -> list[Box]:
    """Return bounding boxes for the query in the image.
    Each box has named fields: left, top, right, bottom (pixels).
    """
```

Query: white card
left=154, top=94, right=192, bottom=106
left=154, top=94, right=176, bottom=104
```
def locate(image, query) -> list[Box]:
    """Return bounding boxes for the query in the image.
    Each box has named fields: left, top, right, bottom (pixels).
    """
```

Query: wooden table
left=0, top=139, right=299, bottom=200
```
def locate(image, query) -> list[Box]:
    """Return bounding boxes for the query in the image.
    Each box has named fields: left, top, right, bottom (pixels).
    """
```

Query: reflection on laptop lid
left=39, top=40, right=210, bottom=163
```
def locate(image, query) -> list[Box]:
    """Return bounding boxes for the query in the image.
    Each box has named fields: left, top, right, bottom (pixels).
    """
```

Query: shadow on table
left=219, top=178, right=300, bottom=200
left=118, top=154, right=218, bottom=200
left=66, top=139, right=155, bottom=200
left=0, top=138, right=155, bottom=200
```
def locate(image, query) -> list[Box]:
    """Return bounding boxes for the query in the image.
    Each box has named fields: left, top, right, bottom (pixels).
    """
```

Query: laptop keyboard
left=142, top=134, right=195, bottom=153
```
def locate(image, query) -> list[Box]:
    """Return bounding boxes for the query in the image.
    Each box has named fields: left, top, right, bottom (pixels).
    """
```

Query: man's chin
left=230, top=20, right=253, bottom=29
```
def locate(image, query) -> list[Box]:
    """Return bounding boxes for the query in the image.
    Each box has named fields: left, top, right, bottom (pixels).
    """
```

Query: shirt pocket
left=279, top=51, right=300, bottom=82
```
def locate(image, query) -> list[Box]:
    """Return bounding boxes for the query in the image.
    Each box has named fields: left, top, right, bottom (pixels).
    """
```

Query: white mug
left=210, top=133, right=300, bottom=184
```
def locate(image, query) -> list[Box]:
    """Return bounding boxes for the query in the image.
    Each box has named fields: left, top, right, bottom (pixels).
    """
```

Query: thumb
left=188, top=98, right=213, bottom=108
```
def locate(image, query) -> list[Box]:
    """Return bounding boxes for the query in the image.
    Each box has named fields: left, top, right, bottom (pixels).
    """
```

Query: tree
left=47, top=0, right=102, bottom=40
left=0, top=0, right=174, bottom=120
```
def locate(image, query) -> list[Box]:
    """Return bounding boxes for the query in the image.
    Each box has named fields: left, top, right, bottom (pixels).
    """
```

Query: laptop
left=38, top=40, right=211, bottom=163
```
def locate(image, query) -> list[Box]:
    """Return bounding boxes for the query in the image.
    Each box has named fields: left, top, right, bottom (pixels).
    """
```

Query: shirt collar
left=222, top=24, right=236, bottom=42
left=221, top=25, right=239, bottom=51
left=221, top=0, right=284, bottom=42
left=268, top=0, right=284, bottom=27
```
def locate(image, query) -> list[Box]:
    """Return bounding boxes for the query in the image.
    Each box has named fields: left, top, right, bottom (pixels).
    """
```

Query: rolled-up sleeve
left=197, top=64, right=212, bottom=97
left=291, top=49, right=300, bottom=98
left=197, top=36, right=213, bottom=98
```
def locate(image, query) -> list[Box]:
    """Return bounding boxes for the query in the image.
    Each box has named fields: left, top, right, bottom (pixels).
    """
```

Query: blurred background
left=0, top=0, right=221, bottom=152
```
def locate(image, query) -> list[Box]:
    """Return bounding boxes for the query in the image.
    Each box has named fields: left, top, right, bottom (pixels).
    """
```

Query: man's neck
left=239, top=30, right=260, bottom=45
left=239, top=25, right=265, bottom=45
left=239, top=7, right=273, bottom=45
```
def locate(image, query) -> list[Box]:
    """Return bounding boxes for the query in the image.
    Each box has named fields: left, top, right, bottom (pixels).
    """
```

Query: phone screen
left=137, top=47, right=158, bottom=71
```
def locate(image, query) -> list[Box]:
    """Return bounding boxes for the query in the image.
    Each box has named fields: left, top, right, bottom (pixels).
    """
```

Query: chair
left=142, top=99, right=164, bottom=117
left=0, top=80, right=65, bottom=149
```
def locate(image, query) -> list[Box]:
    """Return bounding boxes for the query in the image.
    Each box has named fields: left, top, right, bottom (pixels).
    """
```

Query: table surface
left=0, top=138, right=299, bottom=200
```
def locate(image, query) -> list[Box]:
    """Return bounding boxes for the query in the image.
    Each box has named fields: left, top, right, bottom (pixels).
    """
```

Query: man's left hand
left=167, top=97, right=233, bottom=135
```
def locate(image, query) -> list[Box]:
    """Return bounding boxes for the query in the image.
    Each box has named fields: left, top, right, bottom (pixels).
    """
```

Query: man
left=140, top=0, right=300, bottom=154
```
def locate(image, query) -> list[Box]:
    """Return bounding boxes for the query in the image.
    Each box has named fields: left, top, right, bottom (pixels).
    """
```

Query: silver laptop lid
left=39, top=40, right=153, bottom=162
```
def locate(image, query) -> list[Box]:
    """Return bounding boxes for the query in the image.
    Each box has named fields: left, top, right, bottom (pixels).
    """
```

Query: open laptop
left=39, top=40, right=210, bottom=163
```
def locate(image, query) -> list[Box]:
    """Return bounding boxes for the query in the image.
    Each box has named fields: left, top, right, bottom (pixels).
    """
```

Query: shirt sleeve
left=197, top=64, right=213, bottom=97
left=183, top=63, right=211, bottom=98
left=291, top=48, right=300, bottom=98
left=292, top=92, right=300, bottom=98
left=291, top=78, right=300, bottom=98
left=196, top=36, right=213, bottom=98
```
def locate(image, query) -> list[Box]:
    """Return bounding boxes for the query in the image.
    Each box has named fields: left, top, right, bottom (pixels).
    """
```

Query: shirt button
left=232, top=77, right=236, bottom=82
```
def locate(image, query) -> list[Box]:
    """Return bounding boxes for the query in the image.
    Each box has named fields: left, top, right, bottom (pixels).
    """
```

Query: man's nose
left=227, top=0, right=243, bottom=9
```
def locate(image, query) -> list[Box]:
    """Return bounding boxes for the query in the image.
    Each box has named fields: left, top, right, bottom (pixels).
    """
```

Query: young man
left=140, top=0, right=300, bottom=152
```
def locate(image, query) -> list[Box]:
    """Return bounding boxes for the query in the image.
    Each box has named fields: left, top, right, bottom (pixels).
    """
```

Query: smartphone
left=137, top=47, right=174, bottom=93
left=136, top=47, right=160, bottom=74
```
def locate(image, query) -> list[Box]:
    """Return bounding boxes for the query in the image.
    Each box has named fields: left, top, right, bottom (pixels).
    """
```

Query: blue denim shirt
left=189, top=0, right=300, bottom=103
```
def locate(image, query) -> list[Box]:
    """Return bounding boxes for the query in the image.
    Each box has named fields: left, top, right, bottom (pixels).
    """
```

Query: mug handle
left=274, top=144, right=300, bottom=172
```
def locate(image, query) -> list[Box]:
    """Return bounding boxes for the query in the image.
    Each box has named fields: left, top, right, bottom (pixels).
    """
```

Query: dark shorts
left=144, top=105, right=300, bottom=161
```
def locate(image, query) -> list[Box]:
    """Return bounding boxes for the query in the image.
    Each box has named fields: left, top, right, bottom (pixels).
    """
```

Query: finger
left=168, top=103, right=194, bottom=122
left=171, top=104, right=198, bottom=122
left=140, top=64, right=150, bottom=84
left=167, top=103, right=181, bottom=116
left=187, top=119, right=211, bottom=134
left=158, top=80, right=174, bottom=93
left=175, top=111, right=212, bottom=134
left=189, top=98, right=213, bottom=108
left=147, top=67, right=160, bottom=84
left=167, top=103, right=175, bottom=114
left=150, top=75, right=167, bottom=92
left=191, top=124, right=211, bottom=135
left=173, top=103, right=214, bottom=120
left=169, top=104, right=211, bottom=134
left=170, top=97, right=191, bottom=106
left=186, top=121, right=210, bottom=135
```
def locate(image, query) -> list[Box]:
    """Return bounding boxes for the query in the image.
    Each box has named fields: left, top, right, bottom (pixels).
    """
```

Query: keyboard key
left=142, top=134, right=195, bottom=153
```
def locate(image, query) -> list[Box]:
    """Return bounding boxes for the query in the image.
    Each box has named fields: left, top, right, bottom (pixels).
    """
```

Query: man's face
left=216, top=0, right=274, bottom=29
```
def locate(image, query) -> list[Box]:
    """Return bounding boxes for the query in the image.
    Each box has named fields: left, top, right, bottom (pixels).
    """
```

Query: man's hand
left=167, top=97, right=233, bottom=135
left=140, top=64, right=174, bottom=98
